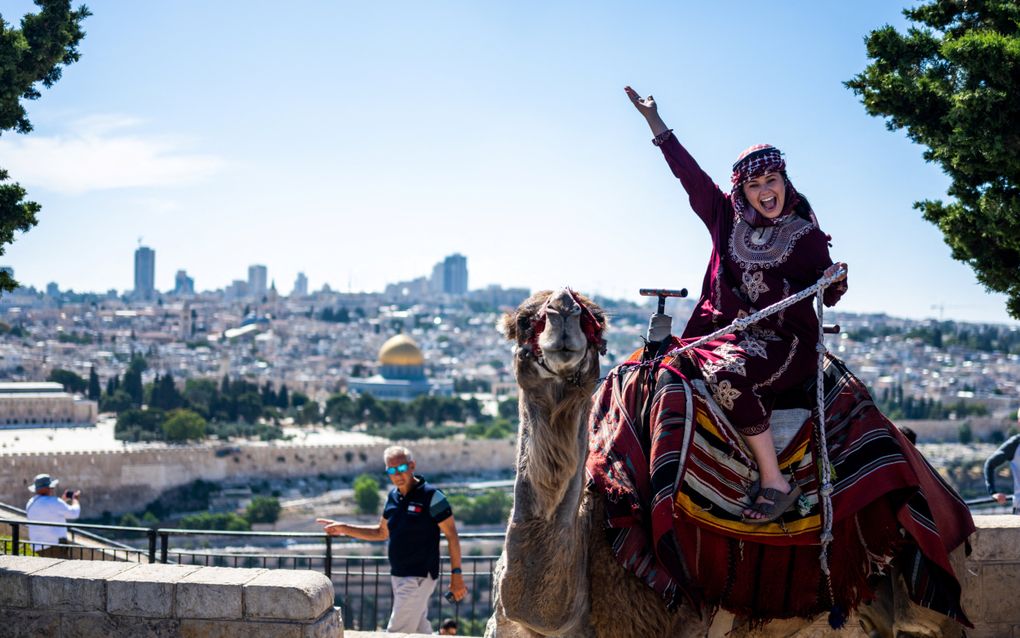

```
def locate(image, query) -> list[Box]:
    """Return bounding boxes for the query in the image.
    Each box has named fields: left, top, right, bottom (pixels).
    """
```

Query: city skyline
left=1, top=1, right=1017, bottom=324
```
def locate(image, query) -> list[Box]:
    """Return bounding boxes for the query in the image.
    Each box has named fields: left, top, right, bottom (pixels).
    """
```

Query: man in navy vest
left=318, top=445, right=467, bottom=632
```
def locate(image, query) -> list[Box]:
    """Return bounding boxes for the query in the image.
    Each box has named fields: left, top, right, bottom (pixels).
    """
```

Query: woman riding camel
left=626, top=86, right=848, bottom=522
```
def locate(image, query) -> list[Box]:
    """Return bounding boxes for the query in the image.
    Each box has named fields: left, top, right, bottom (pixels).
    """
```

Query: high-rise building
left=226, top=280, right=248, bottom=300
left=292, top=272, right=308, bottom=297
left=174, top=270, right=195, bottom=296
left=430, top=262, right=445, bottom=294
left=428, top=253, right=469, bottom=296
left=134, top=246, right=156, bottom=301
left=248, top=265, right=268, bottom=299
left=46, top=282, right=60, bottom=298
left=443, top=253, right=468, bottom=295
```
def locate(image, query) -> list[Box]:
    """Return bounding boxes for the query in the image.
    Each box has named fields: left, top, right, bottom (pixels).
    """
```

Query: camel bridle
left=520, top=289, right=606, bottom=386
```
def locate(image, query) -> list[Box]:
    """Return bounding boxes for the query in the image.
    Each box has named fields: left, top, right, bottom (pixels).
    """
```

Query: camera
left=63, top=489, right=75, bottom=500
left=444, top=591, right=457, bottom=604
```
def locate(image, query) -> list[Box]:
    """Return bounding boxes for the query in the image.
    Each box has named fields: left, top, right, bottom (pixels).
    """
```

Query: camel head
left=501, top=288, right=607, bottom=387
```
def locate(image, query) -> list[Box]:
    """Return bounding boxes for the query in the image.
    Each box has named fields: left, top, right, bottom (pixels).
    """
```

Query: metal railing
left=965, top=494, right=1014, bottom=513
left=0, top=515, right=503, bottom=632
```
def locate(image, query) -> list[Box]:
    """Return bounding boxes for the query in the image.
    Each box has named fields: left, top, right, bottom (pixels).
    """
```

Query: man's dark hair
left=441, top=617, right=458, bottom=630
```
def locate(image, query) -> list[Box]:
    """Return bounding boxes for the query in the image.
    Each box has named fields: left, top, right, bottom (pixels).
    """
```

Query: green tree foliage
left=182, top=378, right=217, bottom=417
left=100, top=389, right=132, bottom=413
left=295, top=400, right=321, bottom=425
left=118, top=513, right=140, bottom=527
left=874, top=382, right=988, bottom=420
left=245, top=495, right=281, bottom=524
left=447, top=490, right=512, bottom=525
left=87, top=365, right=100, bottom=400
left=47, top=367, right=85, bottom=393
left=847, top=1, right=1020, bottom=317
left=150, top=372, right=184, bottom=411
left=114, top=407, right=166, bottom=442
left=353, top=474, right=382, bottom=514
left=122, top=355, right=146, bottom=406
left=325, top=393, right=354, bottom=426
left=0, top=1, right=90, bottom=294
left=179, top=512, right=250, bottom=531
left=958, top=421, right=974, bottom=445
left=161, top=409, right=207, bottom=442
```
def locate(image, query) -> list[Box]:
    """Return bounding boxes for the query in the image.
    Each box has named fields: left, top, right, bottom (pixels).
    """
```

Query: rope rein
left=815, top=285, right=836, bottom=611
left=634, top=267, right=846, bottom=367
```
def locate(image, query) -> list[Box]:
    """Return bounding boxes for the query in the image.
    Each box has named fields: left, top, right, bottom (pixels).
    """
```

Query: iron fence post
left=147, top=528, right=156, bottom=563
left=325, top=535, right=332, bottom=578
left=159, top=532, right=169, bottom=564
left=11, top=523, right=19, bottom=556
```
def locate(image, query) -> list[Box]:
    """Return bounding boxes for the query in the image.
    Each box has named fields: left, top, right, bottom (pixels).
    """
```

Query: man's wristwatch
left=451, top=567, right=462, bottom=575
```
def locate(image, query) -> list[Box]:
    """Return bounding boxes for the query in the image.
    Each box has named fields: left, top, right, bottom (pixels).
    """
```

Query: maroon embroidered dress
left=655, top=131, right=847, bottom=435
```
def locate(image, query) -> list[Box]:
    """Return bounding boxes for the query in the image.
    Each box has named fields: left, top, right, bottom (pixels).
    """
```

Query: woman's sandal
left=742, top=484, right=802, bottom=524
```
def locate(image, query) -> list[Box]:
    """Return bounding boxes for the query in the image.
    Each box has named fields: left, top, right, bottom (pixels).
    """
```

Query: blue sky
left=2, top=1, right=1016, bottom=324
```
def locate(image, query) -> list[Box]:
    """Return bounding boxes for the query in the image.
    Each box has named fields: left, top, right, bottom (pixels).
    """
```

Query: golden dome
left=379, top=334, right=425, bottom=366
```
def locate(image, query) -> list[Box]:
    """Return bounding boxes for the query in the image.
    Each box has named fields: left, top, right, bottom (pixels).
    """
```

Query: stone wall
left=0, top=556, right=342, bottom=637
left=0, top=438, right=518, bottom=515
left=957, top=514, right=1020, bottom=638
left=3, top=517, right=1020, bottom=637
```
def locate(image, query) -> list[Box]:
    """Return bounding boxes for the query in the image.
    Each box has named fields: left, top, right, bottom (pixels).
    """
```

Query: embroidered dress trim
left=711, top=262, right=724, bottom=324
left=753, top=335, right=800, bottom=392
left=778, top=278, right=791, bottom=325
left=728, top=214, right=814, bottom=270
left=740, top=269, right=770, bottom=303
left=741, top=419, right=771, bottom=436
left=711, top=379, right=742, bottom=411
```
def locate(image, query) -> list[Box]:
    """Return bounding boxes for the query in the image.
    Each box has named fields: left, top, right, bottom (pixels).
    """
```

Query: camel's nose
left=549, top=288, right=580, bottom=315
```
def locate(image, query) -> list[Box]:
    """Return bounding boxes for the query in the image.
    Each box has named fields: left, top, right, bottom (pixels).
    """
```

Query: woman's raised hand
left=625, top=85, right=658, bottom=119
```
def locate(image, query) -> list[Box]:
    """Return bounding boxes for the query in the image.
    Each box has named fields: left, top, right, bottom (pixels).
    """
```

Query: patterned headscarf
left=730, top=144, right=809, bottom=228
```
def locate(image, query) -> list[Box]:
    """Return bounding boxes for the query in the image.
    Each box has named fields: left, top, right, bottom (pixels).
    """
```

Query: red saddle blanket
left=585, top=350, right=974, bottom=626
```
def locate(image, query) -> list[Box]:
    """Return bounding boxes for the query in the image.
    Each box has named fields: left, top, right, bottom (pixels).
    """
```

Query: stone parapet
left=959, top=514, right=1020, bottom=638
left=0, top=556, right=342, bottom=637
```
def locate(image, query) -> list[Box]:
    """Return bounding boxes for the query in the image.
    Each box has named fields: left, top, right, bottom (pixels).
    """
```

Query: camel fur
left=485, top=288, right=965, bottom=638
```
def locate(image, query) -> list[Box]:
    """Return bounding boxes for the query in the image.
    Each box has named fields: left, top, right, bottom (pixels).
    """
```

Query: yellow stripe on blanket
left=675, top=489, right=823, bottom=538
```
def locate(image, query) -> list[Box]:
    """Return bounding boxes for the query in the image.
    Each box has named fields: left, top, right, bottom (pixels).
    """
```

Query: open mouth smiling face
left=742, top=171, right=786, bottom=219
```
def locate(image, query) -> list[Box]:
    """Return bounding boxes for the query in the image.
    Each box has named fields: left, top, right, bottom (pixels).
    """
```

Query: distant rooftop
left=0, top=382, right=66, bottom=395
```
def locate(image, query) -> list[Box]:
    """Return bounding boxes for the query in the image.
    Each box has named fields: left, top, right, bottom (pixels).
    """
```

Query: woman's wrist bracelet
left=652, top=129, right=674, bottom=147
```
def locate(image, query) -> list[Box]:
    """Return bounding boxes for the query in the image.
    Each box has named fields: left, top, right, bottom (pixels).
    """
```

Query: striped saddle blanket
left=585, top=351, right=974, bottom=626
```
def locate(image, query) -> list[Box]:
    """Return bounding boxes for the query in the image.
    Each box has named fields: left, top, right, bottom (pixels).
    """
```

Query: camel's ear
left=499, top=312, right=517, bottom=341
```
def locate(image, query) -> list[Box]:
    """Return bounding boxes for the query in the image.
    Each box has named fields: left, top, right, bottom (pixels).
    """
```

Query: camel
left=485, top=287, right=968, bottom=638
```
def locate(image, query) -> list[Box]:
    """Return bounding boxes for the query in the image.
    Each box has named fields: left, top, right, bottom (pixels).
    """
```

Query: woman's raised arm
left=625, top=86, right=726, bottom=228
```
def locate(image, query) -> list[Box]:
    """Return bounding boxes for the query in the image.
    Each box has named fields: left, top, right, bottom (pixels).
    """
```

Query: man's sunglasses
left=385, top=463, right=410, bottom=475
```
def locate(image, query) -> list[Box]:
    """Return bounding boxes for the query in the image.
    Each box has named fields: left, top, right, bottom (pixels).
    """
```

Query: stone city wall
left=0, top=438, right=518, bottom=515
left=0, top=556, right=342, bottom=637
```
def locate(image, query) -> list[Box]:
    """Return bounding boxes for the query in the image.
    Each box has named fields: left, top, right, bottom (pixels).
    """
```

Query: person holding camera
left=25, top=473, right=81, bottom=558
left=317, top=445, right=467, bottom=633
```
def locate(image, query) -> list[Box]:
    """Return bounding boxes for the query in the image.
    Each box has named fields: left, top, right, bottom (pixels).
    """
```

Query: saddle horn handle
left=640, top=288, right=688, bottom=315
